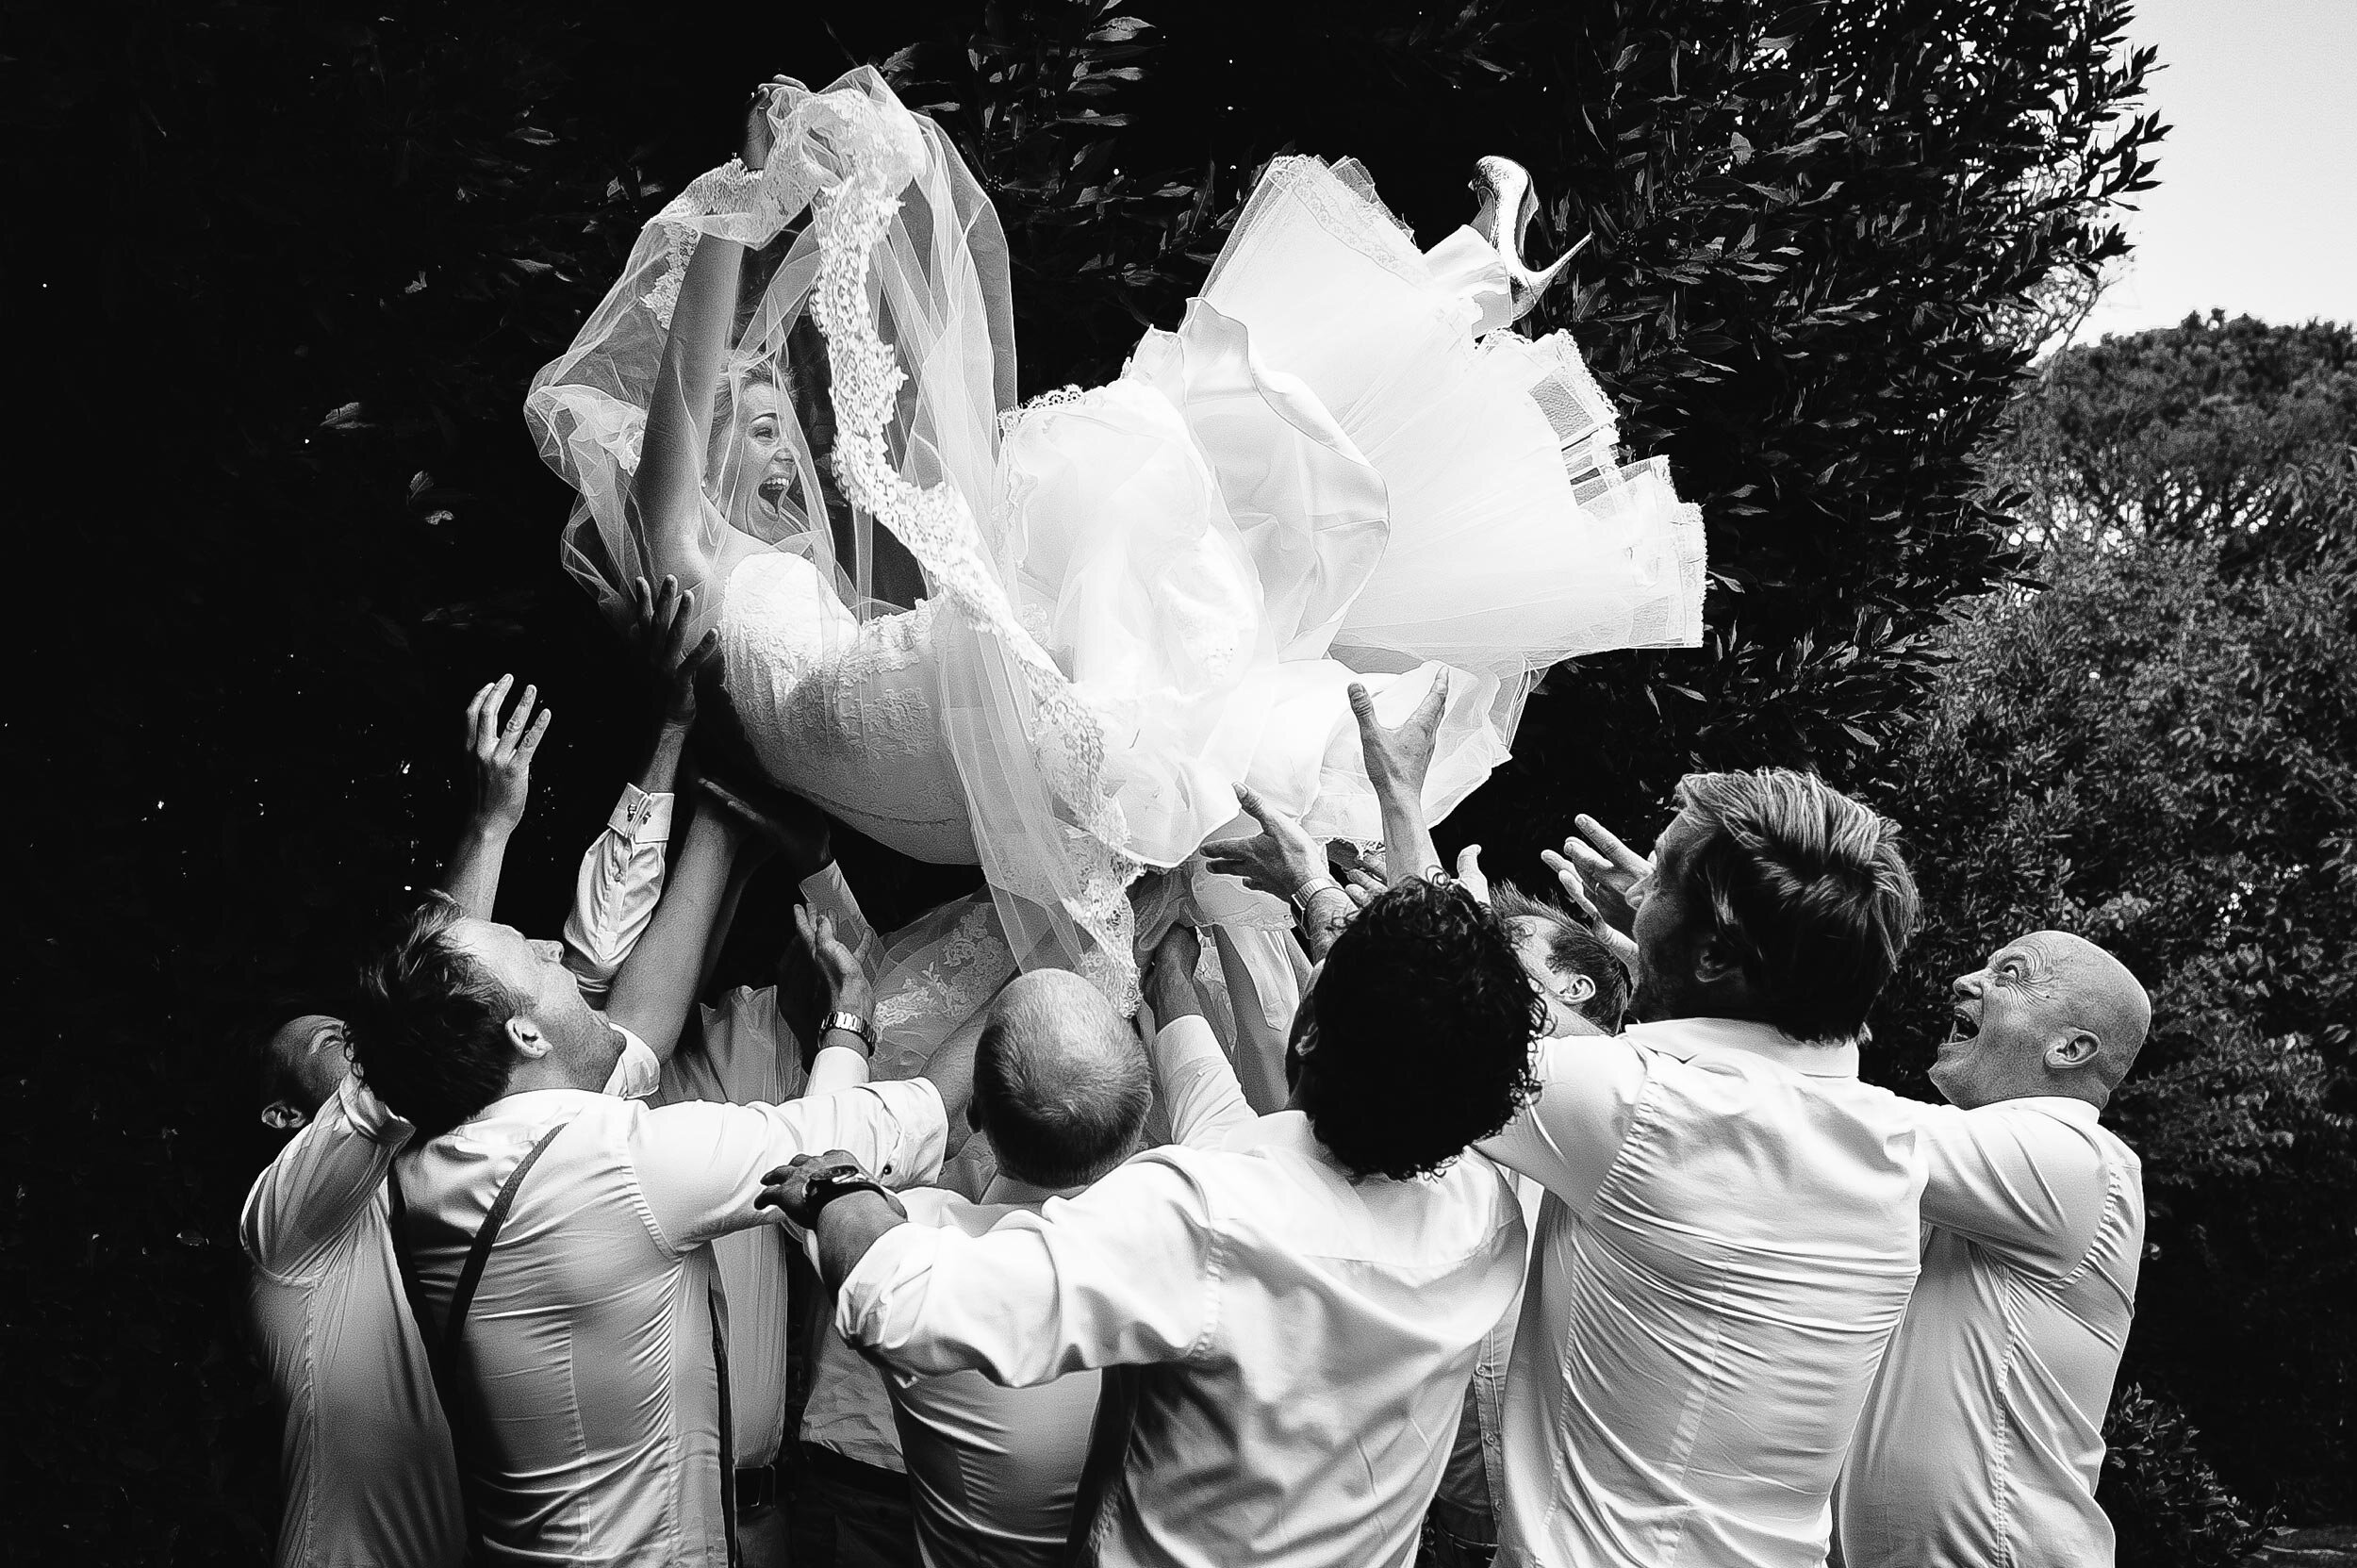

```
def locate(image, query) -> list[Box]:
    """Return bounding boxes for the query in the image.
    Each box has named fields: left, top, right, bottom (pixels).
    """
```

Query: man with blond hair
left=1482, top=768, right=1930, bottom=1568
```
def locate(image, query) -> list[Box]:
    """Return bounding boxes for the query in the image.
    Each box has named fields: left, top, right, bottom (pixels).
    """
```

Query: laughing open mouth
left=1947, top=1005, right=1980, bottom=1043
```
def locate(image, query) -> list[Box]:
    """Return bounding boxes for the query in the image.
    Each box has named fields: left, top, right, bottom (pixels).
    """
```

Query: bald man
left=1836, top=932, right=2151, bottom=1568
left=837, top=957, right=1228, bottom=1568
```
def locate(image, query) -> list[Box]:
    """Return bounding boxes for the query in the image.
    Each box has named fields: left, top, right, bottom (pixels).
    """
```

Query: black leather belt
left=734, top=1462, right=780, bottom=1511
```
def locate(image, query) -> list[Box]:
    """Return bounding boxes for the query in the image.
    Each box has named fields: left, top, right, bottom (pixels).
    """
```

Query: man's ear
left=260, top=1100, right=310, bottom=1132
left=1563, top=973, right=1597, bottom=1004
left=506, top=1016, right=552, bottom=1061
left=2049, top=1030, right=2102, bottom=1072
left=1692, top=930, right=1745, bottom=988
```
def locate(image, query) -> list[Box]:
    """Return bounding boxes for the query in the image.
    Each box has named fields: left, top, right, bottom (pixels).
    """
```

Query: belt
left=734, top=1462, right=780, bottom=1512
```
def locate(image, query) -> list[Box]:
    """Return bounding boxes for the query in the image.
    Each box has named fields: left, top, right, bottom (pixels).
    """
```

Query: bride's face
left=719, top=381, right=802, bottom=532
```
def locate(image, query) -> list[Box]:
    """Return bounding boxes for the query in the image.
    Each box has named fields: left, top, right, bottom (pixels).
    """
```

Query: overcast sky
left=2070, top=0, right=2357, bottom=340
left=2069, top=0, right=2357, bottom=342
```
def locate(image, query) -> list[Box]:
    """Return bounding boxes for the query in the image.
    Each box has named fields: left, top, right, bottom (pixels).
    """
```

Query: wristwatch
left=820, top=1010, right=878, bottom=1053
left=1290, top=876, right=1345, bottom=919
left=802, top=1166, right=894, bottom=1224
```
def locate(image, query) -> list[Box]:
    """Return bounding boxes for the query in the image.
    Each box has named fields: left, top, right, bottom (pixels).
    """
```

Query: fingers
left=513, top=704, right=553, bottom=765
left=1541, top=849, right=1600, bottom=921
left=1232, top=782, right=1270, bottom=825
left=1343, top=867, right=1383, bottom=900
left=1574, top=813, right=1649, bottom=878
left=1407, top=668, right=1451, bottom=733
left=630, top=576, right=654, bottom=637
left=464, top=681, right=492, bottom=744
left=682, top=625, right=720, bottom=677
left=497, top=685, right=539, bottom=758
left=660, top=584, right=694, bottom=670
left=474, top=674, right=513, bottom=755
left=1560, top=837, right=1621, bottom=883
left=1345, top=682, right=1380, bottom=740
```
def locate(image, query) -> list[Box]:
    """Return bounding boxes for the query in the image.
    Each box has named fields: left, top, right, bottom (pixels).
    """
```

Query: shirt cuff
left=338, top=1072, right=415, bottom=1147
left=862, top=1077, right=949, bottom=1188
left=834, top=1221, right=943, bottom=1352
left=602, top=1027, right=662, bottom=1099
left=606, top=784, right=674, bottom=847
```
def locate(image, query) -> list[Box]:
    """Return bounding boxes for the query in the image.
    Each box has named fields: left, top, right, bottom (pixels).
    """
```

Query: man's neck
left=501, top=1054, right=599, bottom=1098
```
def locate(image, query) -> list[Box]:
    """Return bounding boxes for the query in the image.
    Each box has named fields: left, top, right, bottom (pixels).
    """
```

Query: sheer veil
left=527, top=69, right=1142, bottom=999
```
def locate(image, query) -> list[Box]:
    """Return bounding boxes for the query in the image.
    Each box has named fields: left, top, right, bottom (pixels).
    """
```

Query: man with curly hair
left=766, top=680, right=1542, bottom=1568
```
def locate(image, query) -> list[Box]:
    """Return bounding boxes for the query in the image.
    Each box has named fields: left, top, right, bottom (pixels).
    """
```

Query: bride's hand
left=742, top=76, right=792, bottom=173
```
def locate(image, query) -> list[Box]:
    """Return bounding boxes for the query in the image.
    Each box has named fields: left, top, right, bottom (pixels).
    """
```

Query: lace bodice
left=718, top=551, right=977, bottom=864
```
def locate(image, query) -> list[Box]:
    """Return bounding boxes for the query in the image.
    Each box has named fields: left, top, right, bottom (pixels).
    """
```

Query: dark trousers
left=786, top=1443, right=920, bottom=1568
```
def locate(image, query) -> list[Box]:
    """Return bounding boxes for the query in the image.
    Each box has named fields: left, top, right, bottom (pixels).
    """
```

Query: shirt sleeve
left=561, top=784, right=674, bottom=1005
left=836, top=1150, right=1220, bottom=1387
left=1911, top=1100, right=2112, bottom=1279
left=239, top=1074, right=413, bottom=1284
left=1475, top=1035, right=1649, bottom=1216
left=631, top=1078, right=948, bottom=1254
left=602, top=1027, right=662, bottom=1100
left=1151, top=1015, right=1258, bottom=1150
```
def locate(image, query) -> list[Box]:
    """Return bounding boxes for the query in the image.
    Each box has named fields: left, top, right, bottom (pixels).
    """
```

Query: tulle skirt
left=1001, top=154, right=1706, bottom=867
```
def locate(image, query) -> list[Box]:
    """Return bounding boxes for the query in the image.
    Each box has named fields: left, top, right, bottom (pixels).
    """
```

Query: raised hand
left=1141, top=922, right=1205, bottom=1025
left=1454, top=845, right=1493, bottom=906
left=466, top=674, right=552, bottom=836
left=742, top=75, right=794, bottom=172
left=794, top=900, right=874, bottom=1022
left=1347, top=672, right=1450, bottom=801
left=630, top=575, right=718, bottom=729
left=1555, top=814, right=1652, bottom=936
left=1202, top=784, right=1327, bottom=903
left=1541, top=845, right=1641, bottom=972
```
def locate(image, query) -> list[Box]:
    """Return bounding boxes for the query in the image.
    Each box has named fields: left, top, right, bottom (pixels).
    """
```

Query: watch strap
left=820, top=1010, right=878, bottom=1053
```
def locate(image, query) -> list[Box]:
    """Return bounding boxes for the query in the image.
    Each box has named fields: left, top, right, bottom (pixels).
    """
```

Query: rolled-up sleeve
left=837, top=1151, right=1220, bottom=1387
left=562, top=784, right=673, bottom=1004
left=634, top=1078, right=948, bottom=1254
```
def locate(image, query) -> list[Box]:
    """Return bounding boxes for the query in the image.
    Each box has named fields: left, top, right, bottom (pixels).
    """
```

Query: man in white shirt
left=1475, top=769, right=1929, bottom=1568
left=843, top=931, right=1252, bottom=1568
left=244, top=667, right=680, bottom=1568
left=1835, top=931, right=2151, bottom=1568
left=350, top=887, right=956, bottom=1568
left=777, top=857, right=1543, bottom=1568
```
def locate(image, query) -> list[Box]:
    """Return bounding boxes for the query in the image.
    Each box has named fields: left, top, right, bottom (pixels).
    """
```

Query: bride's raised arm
left=625, top=83, right=781, bottom=601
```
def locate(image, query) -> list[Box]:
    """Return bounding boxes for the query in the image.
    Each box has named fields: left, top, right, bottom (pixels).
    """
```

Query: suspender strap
left=444, top=1120, right=571, bottom=1362
left=386, top=1120, right=572, bottom=1565
left=708, top=1281, right=741, bottom=1568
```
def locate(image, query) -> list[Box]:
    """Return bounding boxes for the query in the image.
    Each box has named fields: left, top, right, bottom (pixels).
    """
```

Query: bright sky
left=2070, top=0, right=2357, bottom=343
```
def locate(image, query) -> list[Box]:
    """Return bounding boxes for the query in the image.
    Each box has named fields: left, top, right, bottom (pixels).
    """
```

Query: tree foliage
left=1999, top=312, right=2357, bottom=562
left=8, top=1, right=2158, bottom=1560
left=1875, top=321, right=2357, bottom=1523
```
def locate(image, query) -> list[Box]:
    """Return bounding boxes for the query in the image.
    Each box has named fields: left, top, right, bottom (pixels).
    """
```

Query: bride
left=527, top=69, right=1704, bottom=1008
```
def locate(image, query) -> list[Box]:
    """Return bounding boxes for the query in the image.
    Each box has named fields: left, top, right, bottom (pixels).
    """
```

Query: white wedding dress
left=528, top=70, right=1705, bottom=1008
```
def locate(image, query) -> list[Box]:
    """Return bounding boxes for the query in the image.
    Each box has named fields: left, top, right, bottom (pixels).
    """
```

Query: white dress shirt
left=1477, top=1017, right=1928, bottom=1568
left=874, top=1015, right=1256, bottom=1568
left=241, top=1043, right=660, bottom=1568
left=242, top=1073, right=467, bottom=1568
left=395, top=1073, right=947, bottom=1567
left=660, top=986, right=810, bottom=1472
left=836, top=1090, right=1530, bottom=1566
left=1836, top=1097, right=2144, bottom=1568
left=562, top=783, right=672, bottom=1003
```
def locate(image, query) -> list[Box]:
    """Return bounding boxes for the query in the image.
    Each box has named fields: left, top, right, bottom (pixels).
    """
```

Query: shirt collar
left=1624, top=1015, right=1861, bottom=1079
left=1986, top=1094, right=2104, bottom=1125
left=981, top=1172, right=1089, bottom=1207
left=1226, top=1109, right=1358, bottom=1174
